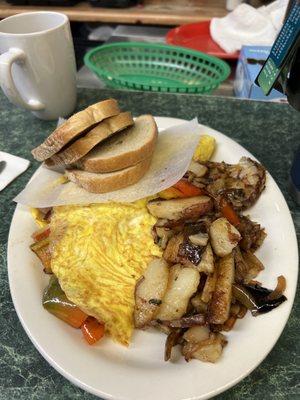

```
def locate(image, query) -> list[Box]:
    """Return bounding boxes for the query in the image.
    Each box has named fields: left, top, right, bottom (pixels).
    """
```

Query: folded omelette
left=50, top=199, right=161, bottom=346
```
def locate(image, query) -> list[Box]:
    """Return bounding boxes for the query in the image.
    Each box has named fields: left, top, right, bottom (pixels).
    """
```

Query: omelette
left=49, top=199, right=161, bottom=346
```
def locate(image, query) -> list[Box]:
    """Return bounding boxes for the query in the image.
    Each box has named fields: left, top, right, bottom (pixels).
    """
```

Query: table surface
left=0, top=88, right=299, bottom=400
left=0, top=0, right=226, bottom=25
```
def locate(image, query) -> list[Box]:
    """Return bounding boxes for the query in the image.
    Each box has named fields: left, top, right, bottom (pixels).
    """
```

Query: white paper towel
left=0, top=151, right=30, bottom=191
left=210, top=1, right=288, bottom=54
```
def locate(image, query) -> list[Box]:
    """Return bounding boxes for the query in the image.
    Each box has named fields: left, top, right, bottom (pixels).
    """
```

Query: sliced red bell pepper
left=81, top=317, right=105, bottom=345
left=219, top=197, right=240, bottom=226
left=31, top=225, right=51, bottom=242
left=173, top=179, right=206, bottom=197
left=159, top=179, right=205, bottom=199
left=159, top=186, right=185, bottom=199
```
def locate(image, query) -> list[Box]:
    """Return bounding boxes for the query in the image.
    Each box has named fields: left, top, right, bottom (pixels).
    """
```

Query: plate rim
left=7, top=116, right=299, bottom=400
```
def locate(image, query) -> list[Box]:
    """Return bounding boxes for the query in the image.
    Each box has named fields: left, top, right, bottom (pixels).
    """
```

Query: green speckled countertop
left=0, top=88, right=299, bottom=400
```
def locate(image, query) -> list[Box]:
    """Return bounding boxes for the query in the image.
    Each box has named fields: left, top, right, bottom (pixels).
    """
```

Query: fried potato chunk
left=134, top=258, right=169, bottom=329
left=198, top=243, right=214, bottom=274
left=209, top=217, right=241, bottom=257
left=201, top=268, right=218, bottom=303
left=156, top=265, right=200, bottom=320
left=182, top=332, right=226, bottom=363
left=208, top=253, right=235, bottom=324
left=147, top=196, right=212, bottom=221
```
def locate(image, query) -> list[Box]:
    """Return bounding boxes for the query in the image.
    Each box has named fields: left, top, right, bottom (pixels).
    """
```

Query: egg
left=50, top=199, right=162, bottom=346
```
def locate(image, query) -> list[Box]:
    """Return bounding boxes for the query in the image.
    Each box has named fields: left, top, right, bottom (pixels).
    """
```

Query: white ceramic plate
left=8, top=117, right=298, bottom=400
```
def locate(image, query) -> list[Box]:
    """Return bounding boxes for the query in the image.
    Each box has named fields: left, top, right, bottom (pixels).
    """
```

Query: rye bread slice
left=32, top=99, right=120, bottom=161
left=79, top=115, right=157, bottom=173
left=66, top=157, right=152, bottom=194
left=45, top=112, right=133, bottom=168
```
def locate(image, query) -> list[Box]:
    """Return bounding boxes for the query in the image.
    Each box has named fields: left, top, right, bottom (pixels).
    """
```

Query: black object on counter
left=71, top=22, right=105, bottom=69
left=5, top=0, right=27, bottom=3
left=256, top=0, right=300, bottom=111
left=7, top=0, right=81, bottom=5
left=246, top=58, right=266, bottom=66
left=290, top=146, right=300, bottom=205
left=89, top=0, right=139, bottom=7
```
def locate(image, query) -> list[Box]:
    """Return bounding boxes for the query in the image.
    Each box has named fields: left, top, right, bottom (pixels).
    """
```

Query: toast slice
left=45, top=112, right=133, bottom=168
left=32, top=99, right=120, bottom=161
left=79, top=115, right=158, bottom=173
left=66, top=157, right=152, bottom=194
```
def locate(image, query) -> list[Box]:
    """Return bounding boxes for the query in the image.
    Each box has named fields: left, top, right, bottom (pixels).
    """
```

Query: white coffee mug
left=0, top=12, right=77, bottom=120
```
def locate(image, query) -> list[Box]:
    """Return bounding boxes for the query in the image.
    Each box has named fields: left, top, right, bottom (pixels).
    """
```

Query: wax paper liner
left=14, top=118, right=201, bottom=207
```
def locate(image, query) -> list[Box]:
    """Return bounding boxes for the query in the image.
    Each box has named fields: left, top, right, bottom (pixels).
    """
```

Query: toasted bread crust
left=32, top=99, right=120, bottom=161
left=45, top=112, right=133, bottom=168
left=66, top=157, right=152, bottom=194
left=80, top=115, right=158, bottom=173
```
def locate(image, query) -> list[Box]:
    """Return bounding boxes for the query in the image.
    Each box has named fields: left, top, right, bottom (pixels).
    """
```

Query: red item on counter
left=166, top=20, right=239, bottom=60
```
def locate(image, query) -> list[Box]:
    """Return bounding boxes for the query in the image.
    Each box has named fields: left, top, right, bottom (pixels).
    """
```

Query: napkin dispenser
left=234, top=46, right=287, bottom=101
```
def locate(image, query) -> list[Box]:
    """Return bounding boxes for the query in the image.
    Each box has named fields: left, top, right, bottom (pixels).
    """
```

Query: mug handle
left=0, top=48, right=45, bottom=111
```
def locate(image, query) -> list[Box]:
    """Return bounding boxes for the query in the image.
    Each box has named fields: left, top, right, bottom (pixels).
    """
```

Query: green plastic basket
left=84, top=42, right=230, bottom=94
